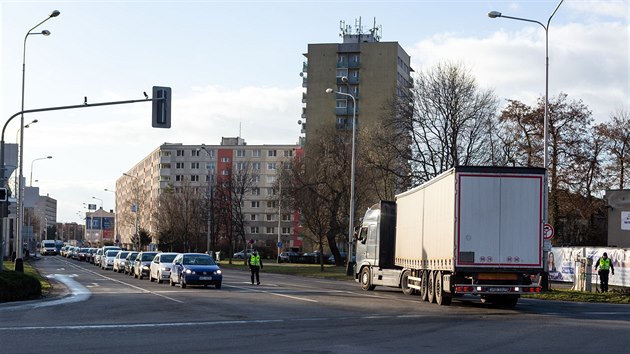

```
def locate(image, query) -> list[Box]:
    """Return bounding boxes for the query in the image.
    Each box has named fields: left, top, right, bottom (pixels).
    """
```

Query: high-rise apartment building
left=116, top=137, right=302, bottom=253
left=301, top=19, right=413, bottom=151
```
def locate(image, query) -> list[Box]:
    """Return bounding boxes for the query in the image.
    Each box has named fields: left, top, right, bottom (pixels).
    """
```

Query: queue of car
left=57, top=246, right=222, bottom=289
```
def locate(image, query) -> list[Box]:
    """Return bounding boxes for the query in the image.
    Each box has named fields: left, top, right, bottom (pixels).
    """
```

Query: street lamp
left=29, top=155, right=52, bottom=186
left=92, top=196, right=103, bottom=246
left=326, top=78, right=357, bottom=275
left=123, top=173, right=140, bottom=251
left=16, top=119, right=38, bottom=143
left=104, top=188, right=118, bottom=245
left=14, top=9, right=60, bottom=272
left=488, top=0, right=563, bottom=289
left=199, top=145, right=215, bottom=256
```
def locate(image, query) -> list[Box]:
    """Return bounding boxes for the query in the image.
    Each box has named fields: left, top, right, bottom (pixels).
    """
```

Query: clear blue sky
left=1, top=0, right=628, bottom=223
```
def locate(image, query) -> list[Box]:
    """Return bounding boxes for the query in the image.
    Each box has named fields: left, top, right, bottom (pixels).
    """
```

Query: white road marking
left=0, top=274, right=90, bottom=311
left=227, top=284, right=318, bottom=303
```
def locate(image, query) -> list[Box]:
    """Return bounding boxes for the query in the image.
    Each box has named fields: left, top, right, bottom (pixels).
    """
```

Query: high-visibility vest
left=250, top=254, right=261, bottom=267
left=599, top=258, right=611, bottom=271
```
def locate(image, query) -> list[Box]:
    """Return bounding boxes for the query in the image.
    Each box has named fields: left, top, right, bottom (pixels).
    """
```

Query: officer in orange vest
left=595, top=252, right=614, bottom=292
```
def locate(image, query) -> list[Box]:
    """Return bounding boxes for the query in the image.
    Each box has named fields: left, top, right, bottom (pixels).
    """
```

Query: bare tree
left=597, top=109, right=630, bottom=189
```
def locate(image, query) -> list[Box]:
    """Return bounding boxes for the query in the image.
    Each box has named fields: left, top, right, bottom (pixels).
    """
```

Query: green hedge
left=0, top=270, right=42, bottom=302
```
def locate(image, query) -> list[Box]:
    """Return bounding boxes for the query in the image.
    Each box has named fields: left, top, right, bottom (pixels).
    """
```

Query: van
left=40, top=240, right=57, bottom=255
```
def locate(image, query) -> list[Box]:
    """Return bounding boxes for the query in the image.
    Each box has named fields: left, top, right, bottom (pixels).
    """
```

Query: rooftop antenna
left=239, top=121, right=242, bottom=138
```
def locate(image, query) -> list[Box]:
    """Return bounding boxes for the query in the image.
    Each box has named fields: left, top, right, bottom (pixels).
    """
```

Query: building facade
left=115, top=137, right=303, bottom=253
left=301, top=19, right=413, bottom=152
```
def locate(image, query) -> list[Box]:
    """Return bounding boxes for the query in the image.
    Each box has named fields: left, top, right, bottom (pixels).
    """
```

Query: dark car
left=134, top=251, right=158, bottom=279
left=77, top=248, right=90, bottom=261
left=124, top=252, right=139, bottom=275
left=170, top=253, right=222, bottom=289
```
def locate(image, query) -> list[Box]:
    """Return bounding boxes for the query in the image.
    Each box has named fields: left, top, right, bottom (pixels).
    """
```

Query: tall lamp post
left=14, top=9, right=60, bottom=272
left=104, top=188, right=118, bottom=245
left=29, top=155, right=52, bottom=186
left=326, top=80, right=357, bottom=276
left=92, top=196, right=103, bottom=246
left=123, top=173, right=140, bottom=251
left=488, top=0, right=563, bottom=290
left=199, top=145, right=215, bottom=256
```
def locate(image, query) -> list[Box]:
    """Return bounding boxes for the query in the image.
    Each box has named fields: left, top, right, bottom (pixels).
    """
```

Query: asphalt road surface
left=1, top=256, right=629, bottom=354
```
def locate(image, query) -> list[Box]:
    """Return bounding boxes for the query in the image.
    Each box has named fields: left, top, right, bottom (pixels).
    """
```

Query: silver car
left=149, top=252, right=179, bottom=284
left=113, top=251, right=130, bottom=272
left=101, top=250, right=119, bottom=270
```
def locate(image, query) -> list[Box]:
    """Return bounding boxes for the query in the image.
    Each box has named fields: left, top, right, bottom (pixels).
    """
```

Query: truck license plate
left=487, top=287, right=509, bottom=292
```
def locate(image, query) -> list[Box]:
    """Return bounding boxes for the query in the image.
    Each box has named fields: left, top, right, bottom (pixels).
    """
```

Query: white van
left=40, top=240, right=58, bottom=255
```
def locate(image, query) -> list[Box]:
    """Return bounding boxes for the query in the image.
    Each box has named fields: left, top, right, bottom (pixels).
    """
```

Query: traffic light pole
left=0, top=91, right=169, bottom=272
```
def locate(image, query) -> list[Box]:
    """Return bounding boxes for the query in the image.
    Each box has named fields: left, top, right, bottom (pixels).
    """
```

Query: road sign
left=543, top=223, right=554, bottom=240
left=249, top=239, right=255, bottom=244
left=277, top=241, right=282, bottom=248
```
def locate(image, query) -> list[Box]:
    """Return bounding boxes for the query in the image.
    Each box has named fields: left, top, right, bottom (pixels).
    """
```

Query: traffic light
left=152, top=86, right=171, bottom=128
left=0, top=188, right=6, bottom=201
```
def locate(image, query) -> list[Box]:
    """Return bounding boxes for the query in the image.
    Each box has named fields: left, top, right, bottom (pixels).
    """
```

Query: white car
left=149, top=252, right=179, bottom=284
left=101, top=250, right=119, bottom=270
left=113, top=251, right=130, bottom=272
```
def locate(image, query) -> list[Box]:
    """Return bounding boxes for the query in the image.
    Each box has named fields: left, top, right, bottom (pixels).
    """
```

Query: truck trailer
left=354, top=166, right=545, bottom=306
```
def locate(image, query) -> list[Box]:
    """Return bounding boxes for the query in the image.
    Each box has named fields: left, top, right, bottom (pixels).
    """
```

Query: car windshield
left=106, top=250, right=119, bottom=256
left=183, top=255, right=215, bottom=265
left=141, top=253, right=157, bottom=261
left=118, top=252, right=129, bottom=258
left=127, top=253, right=138, bottom=260
left=161, top=254, right=177, bottom=263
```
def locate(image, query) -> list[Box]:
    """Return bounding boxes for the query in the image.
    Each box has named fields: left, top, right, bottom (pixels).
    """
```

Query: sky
left=1, top=0, right=628, bottom=223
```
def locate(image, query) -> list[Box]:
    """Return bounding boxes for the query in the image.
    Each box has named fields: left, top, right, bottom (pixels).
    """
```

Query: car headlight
left=184, top=269, right=193, bottom=274
left=143, top=265, right=150, bottom=270
left=215, top=270, right=222, bottom=275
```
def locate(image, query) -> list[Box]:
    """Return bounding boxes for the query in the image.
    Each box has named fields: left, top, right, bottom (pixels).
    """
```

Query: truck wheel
left=360, top=267, right=375, bottom=291
left=419, top=270, right=429, bottom=301
left=401, top=270, right=415, bottom=296
left=427, top=271, right=436, bottom=303
left=435, top=271, right=452, bottom=306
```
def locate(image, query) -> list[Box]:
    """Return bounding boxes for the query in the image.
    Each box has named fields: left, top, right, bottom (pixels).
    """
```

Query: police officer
left=595, top=252, right=614, bottom=292
left=248, top=250, right=263, bottom=285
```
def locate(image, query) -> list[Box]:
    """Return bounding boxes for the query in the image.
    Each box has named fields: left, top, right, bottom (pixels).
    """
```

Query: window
left=336, top=68, right=348, bottom=78
left=267, top=175, right=276, bottom=184
left=283, top=150, right=293, bottom=157
left=191, top=150, right=200, bottom=157
left=266, top=227, right=275, bottom=234
left=221, top=157, right=230, bottom=162
left=176, top=162, right=184, bottom=169
left=336, top=99, right=347, bottom=108
left=191, top=175, right=199, bottom=182
left=191, top=162, right=199, bottom=169
left=236, top=150, right=246, bottom=157
left=251, top=226, right=259, bottom=234
left=282, top=227, right=291, bottom=235
left=176, top=150, right=185, bottom=157
left=222, top=169, right=229, bottom=176
left=252, top=162, right=261, bottom=170
left=251, top=201, right=260, bottom=208
left=267, top=201, right=277, bottom=208
left=268, top=150, right=277, bottom=157
left=175, top=175, right=184, bottom=181
left=251, top=187, right=260, bottom=196
left=282, top=214, right=291, bottom=221
left=267, top=162, right=276, bottom=170
left=266, top=214, right=276, bottom=221
left=267, top=188, right=276, bottom=196
left=252, top=149, right=261, bottom=157
left=253, top=175, right=260, bottom=183
left=237, top=162, right=246, bottom=170
left=250, top=214, right=257, bottom=221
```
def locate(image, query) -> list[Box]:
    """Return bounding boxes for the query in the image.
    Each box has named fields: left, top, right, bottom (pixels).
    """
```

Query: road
left=1, top=256, right=629, bottom=354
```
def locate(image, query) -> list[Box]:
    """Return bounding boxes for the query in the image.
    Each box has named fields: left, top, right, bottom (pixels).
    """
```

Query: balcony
left=302, top=77, right=307, bottom=88
left=348, top=60, right=360, bottom=68
left=302, top=92, right=307, bottom=103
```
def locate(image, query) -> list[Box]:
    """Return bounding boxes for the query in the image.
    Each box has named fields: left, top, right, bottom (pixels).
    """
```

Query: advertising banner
left=549, top=247, right=629, bottom=287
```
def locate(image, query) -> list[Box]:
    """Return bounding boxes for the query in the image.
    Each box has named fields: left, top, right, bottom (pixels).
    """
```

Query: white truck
left=40, top=240, right=58, bottom=255
left=354, top=166, right=545, bottom=306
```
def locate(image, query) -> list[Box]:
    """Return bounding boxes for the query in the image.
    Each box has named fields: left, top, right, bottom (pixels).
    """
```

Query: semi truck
left=354, top=166, right=545, bottom=306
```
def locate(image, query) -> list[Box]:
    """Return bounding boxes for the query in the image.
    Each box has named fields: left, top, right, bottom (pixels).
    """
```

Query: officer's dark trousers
left=250, top=266, right=260, bottom=284
left=598, top=270, right=610, bottom=292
